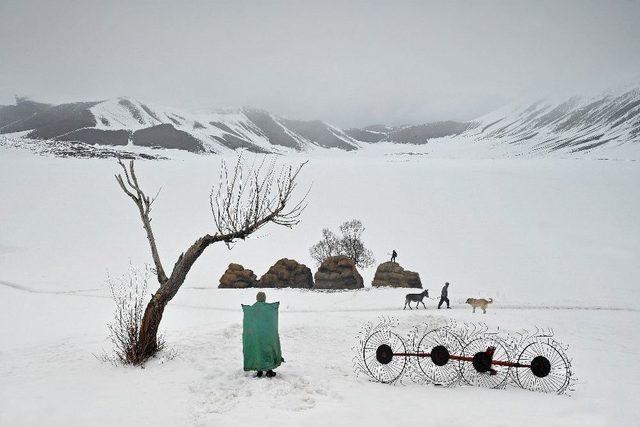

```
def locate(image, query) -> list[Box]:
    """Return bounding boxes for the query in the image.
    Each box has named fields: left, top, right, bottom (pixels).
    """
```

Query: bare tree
left=309, top=228, right=340, bottom=266
left=115, top=156, right=307, bottom=363
left=338, top=219, right=375, bottom=268
left=309, top=219, right=375, bottom=269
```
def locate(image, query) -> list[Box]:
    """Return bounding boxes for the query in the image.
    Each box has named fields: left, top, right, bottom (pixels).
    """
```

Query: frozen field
left=1, top=287, right=638, bottom=426
left=1, top=146, right=639, bottom=426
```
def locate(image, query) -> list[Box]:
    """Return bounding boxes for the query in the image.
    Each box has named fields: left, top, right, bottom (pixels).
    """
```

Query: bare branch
left=209, top=156, right=309, bottom=248
left=115, top=159, right=168, bottom=284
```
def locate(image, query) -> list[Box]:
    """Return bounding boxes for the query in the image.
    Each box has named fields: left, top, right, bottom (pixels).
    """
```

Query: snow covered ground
left=1, top=145, right=639, bottom=426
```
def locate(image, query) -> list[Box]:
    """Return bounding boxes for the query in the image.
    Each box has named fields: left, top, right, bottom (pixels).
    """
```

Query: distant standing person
left=391, top=249, right=397, bottom=263
left=438, top=282, right=451, bottom=309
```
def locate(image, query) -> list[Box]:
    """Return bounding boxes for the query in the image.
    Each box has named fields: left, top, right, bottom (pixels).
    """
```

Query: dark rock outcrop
left=1, top=101, right=99, bottom=139
left=371, top=261, right=422, bottom=288
left=345, top=121, right=470, bottom=145
left=344, top=127, right=387, bottom=143
left=0, top=97, right=51, bottom=128
left=219, top=263, right=258, bottom=288
left=242, top=108, right=303, bottom=149
left=314, top=255, right=364, bottom=290
left=259, top=258, right=314, bottom=288
left=387, top=121, right=470, bottom=144
left=56, top=128, right=130, bottom=146
left=280, top=118, right=357, bottom=150
left=132, top=123, right=204, bottom=152
left=210, top=133, right=268, bottom=153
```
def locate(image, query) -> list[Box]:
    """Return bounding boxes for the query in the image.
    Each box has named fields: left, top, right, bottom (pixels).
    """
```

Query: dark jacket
left=441, top=284, right=449, bottom=298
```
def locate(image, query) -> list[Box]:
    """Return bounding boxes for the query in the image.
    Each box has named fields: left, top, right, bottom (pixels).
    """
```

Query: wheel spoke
left=461, top=335, right=511, bottom=389
left=416, top=328, right=463, bottom=386
left=361, top=329, right=408, bottom=384
left=515, top=341, right=570, bottom=394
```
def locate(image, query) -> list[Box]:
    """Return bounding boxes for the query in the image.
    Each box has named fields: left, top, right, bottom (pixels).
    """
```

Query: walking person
left=438, top=282, right=451, bottom=309
left=242, top=292, right=284, bottom=378
left=391, top=249, right=397, bottom=263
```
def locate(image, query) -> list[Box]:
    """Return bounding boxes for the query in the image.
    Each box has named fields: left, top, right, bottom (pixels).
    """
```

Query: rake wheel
left=461, top=334, right=512, bottom=389
left=416, top=328, right=464, bottom=386
left=362, top=329, right=408, bottom=384
left=515, top=340, right=571, bottom=394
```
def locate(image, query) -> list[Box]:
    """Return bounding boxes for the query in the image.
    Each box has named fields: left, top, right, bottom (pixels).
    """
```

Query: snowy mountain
left=454, top=87, right=640, bottom=155
left=343, top=86, right=640, bottom=158
left=0, top=97, right=359, bottom=155
left=345, top=121, right=471, bottom=144
left=2, top=85, right=639, bottom=159
left=346, top=87, right=640, bottom=155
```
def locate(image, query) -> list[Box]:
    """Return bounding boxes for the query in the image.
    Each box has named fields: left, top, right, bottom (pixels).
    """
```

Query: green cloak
left=242, top=301, right=284, bottom=371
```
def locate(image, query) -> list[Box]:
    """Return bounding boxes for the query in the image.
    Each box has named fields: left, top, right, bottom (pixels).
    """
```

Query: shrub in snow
left=104, top=265, right=164, bottom=365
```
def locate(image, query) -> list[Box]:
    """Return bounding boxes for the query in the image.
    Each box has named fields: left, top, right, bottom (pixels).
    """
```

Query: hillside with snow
left=453, top=87, right=640, bottom=157
left=2, top=85, right=639, bottom=161
left=0, top=97, right=359, bottom=156
left=357, top=87, right=640, bottom=160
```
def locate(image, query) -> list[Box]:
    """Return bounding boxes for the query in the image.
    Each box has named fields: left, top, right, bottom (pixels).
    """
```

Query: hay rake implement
left=354, top=318, right=573, bottom=394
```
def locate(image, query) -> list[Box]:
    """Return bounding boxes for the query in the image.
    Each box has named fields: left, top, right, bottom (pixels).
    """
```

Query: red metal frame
left=393, top=346, right=531, bottom=369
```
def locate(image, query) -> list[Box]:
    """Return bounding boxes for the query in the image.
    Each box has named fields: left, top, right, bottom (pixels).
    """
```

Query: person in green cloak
left=242, top=291, right=284, bottom=378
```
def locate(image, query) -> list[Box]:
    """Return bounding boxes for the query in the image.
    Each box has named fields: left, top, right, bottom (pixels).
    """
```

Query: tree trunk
left=136, top=297, right=166, bottom=361
left=133, top=238, right=208, bottom=361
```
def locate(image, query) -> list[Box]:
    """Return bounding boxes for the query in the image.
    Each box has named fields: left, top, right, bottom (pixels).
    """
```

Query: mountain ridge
left=1, top=85, right=639, bottom=158
left=0, top=97, right=359, bottom=154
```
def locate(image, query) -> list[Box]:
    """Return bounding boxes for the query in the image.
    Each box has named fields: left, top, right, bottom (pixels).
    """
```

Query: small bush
left=104, top=265, right=164, bottom=365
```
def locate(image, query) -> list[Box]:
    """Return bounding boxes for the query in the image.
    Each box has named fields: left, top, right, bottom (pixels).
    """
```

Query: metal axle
left=391, top=347, right=532, bottom=370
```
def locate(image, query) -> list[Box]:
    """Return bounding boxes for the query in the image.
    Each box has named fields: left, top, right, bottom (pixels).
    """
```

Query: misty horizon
left=1, top=0, right=639, bottom=128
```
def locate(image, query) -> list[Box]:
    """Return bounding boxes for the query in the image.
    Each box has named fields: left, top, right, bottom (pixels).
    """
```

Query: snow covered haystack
left=259, top=259, right=314, bottom=289
left=219, top=259, right=315, bottom=289
left=218, top=263, right=259, bottom=289
left=314, top=256, right=365, bottom=289
left=371, top=261, right=422, bottom=288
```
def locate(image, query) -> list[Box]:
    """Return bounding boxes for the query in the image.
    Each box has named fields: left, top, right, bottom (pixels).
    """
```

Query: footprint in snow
left=193, top=369, right=334, bottom=419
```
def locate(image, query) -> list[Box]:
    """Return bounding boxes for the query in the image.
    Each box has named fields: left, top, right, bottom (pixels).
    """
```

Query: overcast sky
left=1, top=0, right=639, bottom=127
